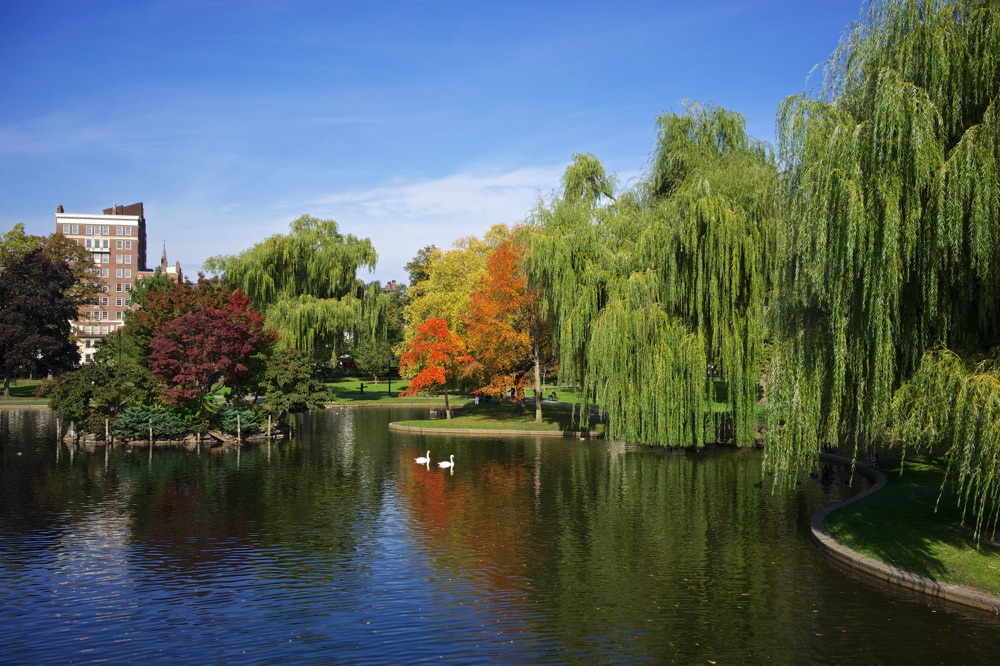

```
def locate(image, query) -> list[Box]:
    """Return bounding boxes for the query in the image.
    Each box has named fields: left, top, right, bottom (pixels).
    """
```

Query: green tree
left=527, top=113, right=778, bottom=445
left=205, top=215, right=377, bottom=360
left=353, top=338, right=393, bottom=384
left=767, top=0, right=1000, bottom=532
left=405, top=245, right=439, bottom=287
left=261, top=346, right=331, bottom=424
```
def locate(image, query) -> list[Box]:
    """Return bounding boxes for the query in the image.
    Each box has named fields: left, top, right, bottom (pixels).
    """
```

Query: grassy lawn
left=0, top=378, right=47, bottom=405
left=326, top=377, right=588, bottom=406
left=391, top=401, right=603, bottom=433
left=825, top=455, right=1000, bottom=596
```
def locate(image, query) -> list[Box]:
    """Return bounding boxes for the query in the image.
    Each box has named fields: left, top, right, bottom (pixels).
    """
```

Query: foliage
left=42, top=339, right=160, bottom=436
left=0, top=246, right=86, bottom=396
left=766, top=0, right=1000, bottom=513
left=402, top=226, right=508, bottom=342
left=399, top=317, right=474, bottom=418
left=112, top=405, right=202, bottom=441
left=125, top=273, right=228, bottom=355
left=404, top=245, right=439, bottom=287
left=205, top=215, right=377, bottom=360
left=149, top=290, right=277, bottom=413
left=353, top=337, right=393, bottom=383
left=526, top=110, right=778, bottom=444
left=891, top=349, right=1000, bottom=540
left=464, top=233, right=551, bottom=421
left=213, top=406, right=262, bottom=436
left=261, top=346, right=330, bottom=421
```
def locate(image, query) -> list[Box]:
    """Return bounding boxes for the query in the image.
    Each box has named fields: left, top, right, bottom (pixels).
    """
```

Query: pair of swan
left=413, top=451, right=455, bottom=469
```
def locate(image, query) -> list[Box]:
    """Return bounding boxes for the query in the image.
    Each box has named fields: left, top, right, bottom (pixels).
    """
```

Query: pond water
left=1, top=407, right=998, bottom=664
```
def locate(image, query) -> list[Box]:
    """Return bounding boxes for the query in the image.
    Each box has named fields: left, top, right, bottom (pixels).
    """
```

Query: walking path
left=811, top=453, right=1000, bottom=615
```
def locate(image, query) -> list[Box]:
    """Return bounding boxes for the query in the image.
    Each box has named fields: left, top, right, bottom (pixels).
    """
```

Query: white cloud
left=307, top=165, right=568, bottom=283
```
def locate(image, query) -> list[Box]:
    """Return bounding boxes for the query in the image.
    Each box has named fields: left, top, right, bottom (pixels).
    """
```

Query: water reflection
left=1, top=408, right=998, bottom=664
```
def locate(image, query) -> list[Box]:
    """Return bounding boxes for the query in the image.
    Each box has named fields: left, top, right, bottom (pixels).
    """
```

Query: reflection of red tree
left=396, top=449, right=534, bottom=600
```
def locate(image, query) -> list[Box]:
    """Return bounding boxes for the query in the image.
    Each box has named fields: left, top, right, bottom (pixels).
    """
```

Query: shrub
left=112, top=406, right=203, bottom=441
left=213, top=407, right=262, bottom=436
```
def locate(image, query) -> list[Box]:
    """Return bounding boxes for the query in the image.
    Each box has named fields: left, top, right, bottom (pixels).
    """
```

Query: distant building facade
left=55, top=202, right=182, bottom=363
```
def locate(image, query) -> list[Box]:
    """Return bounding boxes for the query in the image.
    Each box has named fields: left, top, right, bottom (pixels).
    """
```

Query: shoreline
left=811, top=453, right=1000, bottom=615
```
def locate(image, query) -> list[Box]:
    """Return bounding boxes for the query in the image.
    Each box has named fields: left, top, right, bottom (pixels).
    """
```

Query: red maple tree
left=149, top=290, right=277, bottom=413
left=399, top=317, right=473, bottom=419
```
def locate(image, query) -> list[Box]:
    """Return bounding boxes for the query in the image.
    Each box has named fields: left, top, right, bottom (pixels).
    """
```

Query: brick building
left=55, top=202, right=182, bottom=363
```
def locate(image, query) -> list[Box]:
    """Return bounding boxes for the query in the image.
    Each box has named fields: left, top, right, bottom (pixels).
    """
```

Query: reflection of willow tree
left=767, top=0, right=1000, bottom=536
left=527, top=106, right=778, bottom=446
left=534, top=448, right=838, bottom=660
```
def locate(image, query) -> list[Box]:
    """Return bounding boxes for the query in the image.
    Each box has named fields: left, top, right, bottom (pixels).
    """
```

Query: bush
left=112, top=406, right=203, bottom=441
left=213, top=407, right=262, bottom=436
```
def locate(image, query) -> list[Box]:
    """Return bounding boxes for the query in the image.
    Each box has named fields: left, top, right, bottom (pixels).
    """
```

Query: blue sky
left=1, top=0, right=862, bottom=284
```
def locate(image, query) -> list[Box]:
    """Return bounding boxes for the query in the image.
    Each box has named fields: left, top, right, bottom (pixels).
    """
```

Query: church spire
left=161, top=242, right=168, bottom=271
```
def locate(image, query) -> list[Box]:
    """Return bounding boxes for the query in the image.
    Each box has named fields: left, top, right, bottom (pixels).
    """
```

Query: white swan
left=438, top=454, right=455, bottom=469
left=415, top=451, right=430, bottom=465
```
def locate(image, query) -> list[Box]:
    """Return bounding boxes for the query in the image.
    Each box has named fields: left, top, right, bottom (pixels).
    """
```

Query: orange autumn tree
left=399, top=317, right=474, bottom=419
left=464, top=234, right=550, bottom=422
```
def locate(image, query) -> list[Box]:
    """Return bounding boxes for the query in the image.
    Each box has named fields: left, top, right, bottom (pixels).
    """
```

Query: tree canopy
left=527, top=111, right=778, bottom=445
left=0, top=229, right=99, bottom=395
left=465, top=233, right=550, bottom=421
left=766, top=0, right=1000, bottom=534
left=399, top=317, right=473, bottom=419
left=205, top=215, right=377, bottom=359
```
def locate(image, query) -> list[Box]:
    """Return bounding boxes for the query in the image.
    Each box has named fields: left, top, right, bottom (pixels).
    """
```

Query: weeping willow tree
left=768, top=0, right=1000, bottom=528
left=527, top=104, right=779, bottom=446
left=205, top=215, right=377, bottom=360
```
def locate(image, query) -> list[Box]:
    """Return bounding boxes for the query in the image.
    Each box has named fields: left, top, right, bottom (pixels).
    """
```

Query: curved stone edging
left=811, top=453, right=1000, bottom=615
left=388, top=422, right=602, bottom=439
left=0, top=403, right=50, bottom=410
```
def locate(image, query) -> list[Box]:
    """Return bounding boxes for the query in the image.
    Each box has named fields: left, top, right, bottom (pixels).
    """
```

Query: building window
left=85, top=225, right=93, bottom=235
left=62, top=224, right=70, bottom=234
left=125, top=255, right=132, bottom=264
left=115, top=254, right=123, bottom=263
left=116, top=240, right=123, bottom=249
left=71, top=224, right=79, bottom=234
left=115, top=311, right=123, bottom=320
left=103, top=240, right=109, bottom=249
left=125, top=240, right=132, bottom=249
left=116, top=269, right=123, bottom=278
left=124, top=283, right=132, bottom=292
left=104, top=254, right=110, bottom=263
left=116, top=283, right=123, bottom=292
left=100, top=296, right=108, bottom=306
left=125, top=227, right=132, bottom=236
left=102, top=284, right=109, bottom=292
left=102, top=225, right=109, bottom=235
left=102, top=268, right=109, bottom=277
left=125, top=269, right=132, bottom=278
left=116, top=225, right=123, bottom=235
left=125, top=298, right=131, bottom=307
left=85, top=239, right=92, bottom=249
left=101, top=311, right=108, bottom=320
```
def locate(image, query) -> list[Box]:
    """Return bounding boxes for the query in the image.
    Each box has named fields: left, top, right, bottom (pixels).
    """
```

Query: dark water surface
left=1, top=407, right=998, bottom=664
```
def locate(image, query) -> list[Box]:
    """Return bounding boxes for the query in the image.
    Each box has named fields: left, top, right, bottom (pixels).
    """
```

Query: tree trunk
left=533, top=341, right=543, bottom=423
left=444, top=389, right=451, bottom=419
left=2, top=373, right=9, bottom=399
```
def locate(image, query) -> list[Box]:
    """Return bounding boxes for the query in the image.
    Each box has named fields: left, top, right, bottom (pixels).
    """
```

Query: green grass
left=825, top=455, right=1000, bottom=596
left=0, top=378, right=47, bottom=404
left=392, top=401, right=603, bottom=433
